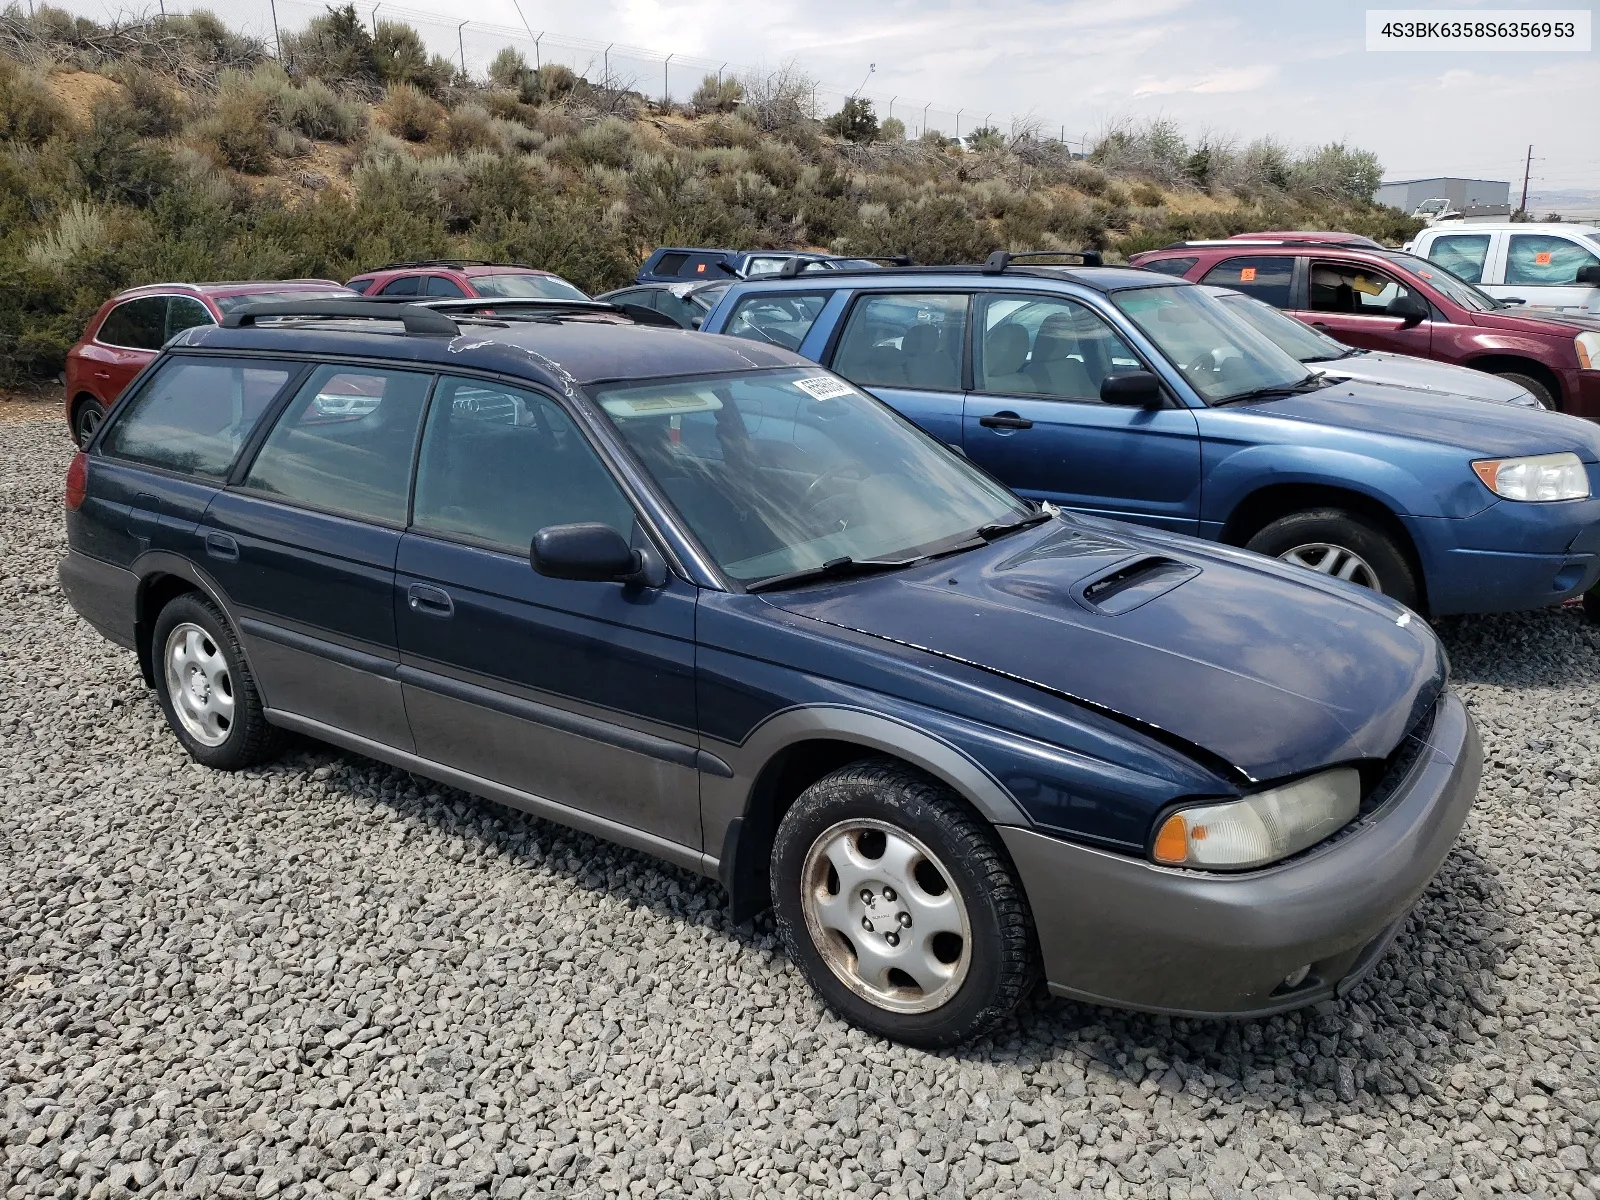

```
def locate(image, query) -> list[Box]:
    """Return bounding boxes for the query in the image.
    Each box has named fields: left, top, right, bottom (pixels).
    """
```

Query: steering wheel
left=1184, top=349, right=1221, bottom=377
left=799, top=462, right=870, bottom=527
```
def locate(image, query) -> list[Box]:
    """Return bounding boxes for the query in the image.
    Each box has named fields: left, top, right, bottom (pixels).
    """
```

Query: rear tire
left=1493, top=371, right=1556, bottom=411
left=72, top=398, right=106, bottom=447
left=1245, top=508, right=1419, bottom=609
left=151, top=593, right=280, bottom=770
left=771, top=757, right=1039, bottom=1048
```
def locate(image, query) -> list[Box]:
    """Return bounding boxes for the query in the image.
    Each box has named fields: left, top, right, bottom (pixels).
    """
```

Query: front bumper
left=1407, top=493, right=1600, bottom=615
left=999, top=688, right=1480, bottom=1018
left=1559, top=368, right=1600, bottom=423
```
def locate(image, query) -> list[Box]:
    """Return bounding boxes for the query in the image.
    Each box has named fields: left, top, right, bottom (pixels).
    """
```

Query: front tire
left=771, top=758, right=1038, bottom=1047
left=1245, top=508, right=1419, bottom=609
left=1493, top=371, right=1556, bottom=411
left=151, top=593, right=280, bottom=770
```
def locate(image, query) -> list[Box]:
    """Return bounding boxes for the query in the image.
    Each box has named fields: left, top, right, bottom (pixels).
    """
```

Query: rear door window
left=653, top=252, right=689, bottom=277
left=426, top=275, right=467, bottom=297
left=97, top=297, right=169, bottom=350
left=1198, top=256, right=1294, bottom=307
left=412, top=377, right=634, bottom=552
left=1506, top=234, right=1600, bottom=286
left=830, top=293, right=968, bottom=391
left=243, top=366, right=432, bottom=524
left=165, top=295, right=216, bottom=340
left=679, top=253, right=729, bottom=279
left=1426, top=233, right=1492, bottom=284
left=721, top=292, right=830, bottom=351
left=379, top=275, right=422, bottom=296
left=100, top=357, right=294, bottom=479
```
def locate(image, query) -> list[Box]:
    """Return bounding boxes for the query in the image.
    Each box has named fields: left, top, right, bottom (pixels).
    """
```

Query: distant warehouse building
left=1375, top=177, right=1512, bottom=217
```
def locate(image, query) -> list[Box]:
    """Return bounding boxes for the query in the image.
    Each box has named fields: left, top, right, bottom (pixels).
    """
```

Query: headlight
left=1577, top=331, right=1600, bottom=370
left=1151, top=767, right=1360, bottom=870
left=1471, top=452, right=1589, bottom=501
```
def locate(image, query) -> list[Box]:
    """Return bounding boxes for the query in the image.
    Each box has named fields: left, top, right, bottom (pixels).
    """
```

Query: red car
left=1129, top=238, right=1600, bottom=415
left=346, top=260, right=589, bottom=302
left=64, top=279, right=354, bottom=445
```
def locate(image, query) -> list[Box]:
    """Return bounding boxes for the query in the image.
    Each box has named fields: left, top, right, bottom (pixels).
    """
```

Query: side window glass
left=97, top=297, right=168, bottom=350
left=1506, top=234, right=1600, bottom=286
left=830, top=293, right=968, bottom=391
left=100, top=357, right=293, bottom=478
left=379, top=276, right=421, bottom=296
left=1199, top=256, right=1294, bottom=307
left=165, top=296, right=215, bottom=340
left=244, top=366, right=431, bottom=524
left=413, top=377, right=633, bottom=553
left=654, top=252, right=689, bottom=277
left=682, top=253, right=727, bottom=279
left=1142, top=256, right=1197, bottom=278
left=975, top=295, right=1142, bottom=401
left=1308, top=262, right=1413, bottom=315
left=721, top=292, right=829, bottom=351
left=426, top=275, right=467, bottom=297
left=1428, top=234, right=1492, bottom=284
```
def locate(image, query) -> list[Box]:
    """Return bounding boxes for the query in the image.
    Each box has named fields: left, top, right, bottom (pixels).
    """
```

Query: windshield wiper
left=1213, top=373, right=1326, bottom=406
left=745, top=555, right=915, bottom=593
left=975, top=510, right=1055, bottom=540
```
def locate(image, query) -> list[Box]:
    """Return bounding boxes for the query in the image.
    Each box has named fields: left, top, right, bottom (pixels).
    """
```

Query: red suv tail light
left=65, top=451, right=88, bottom=511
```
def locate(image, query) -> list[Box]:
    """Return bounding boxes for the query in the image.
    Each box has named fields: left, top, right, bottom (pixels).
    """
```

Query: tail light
left=65, top=451, right=88, bottom=511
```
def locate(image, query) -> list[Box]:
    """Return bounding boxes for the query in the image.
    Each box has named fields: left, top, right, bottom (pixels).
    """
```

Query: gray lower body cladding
left=999, top=688, right=1480, bottom=1018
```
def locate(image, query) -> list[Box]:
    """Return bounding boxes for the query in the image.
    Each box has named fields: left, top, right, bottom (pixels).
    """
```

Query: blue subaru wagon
left=700, top=254, right=1600, bottom=615
left=59, top=297, right=1479, bottom=1045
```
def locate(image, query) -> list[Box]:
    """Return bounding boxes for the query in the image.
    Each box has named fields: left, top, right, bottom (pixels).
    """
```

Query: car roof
left=175, top=315, right=808, bottom=388
left=723, top=263, right=1178, bottom=295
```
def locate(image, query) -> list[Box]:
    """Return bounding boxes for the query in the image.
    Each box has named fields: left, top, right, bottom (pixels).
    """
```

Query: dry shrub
left=382, top=83, right=443, bottom=143
left=443, top=104, right=496, bottom=154
left=0, top=59, right=69, bottom=146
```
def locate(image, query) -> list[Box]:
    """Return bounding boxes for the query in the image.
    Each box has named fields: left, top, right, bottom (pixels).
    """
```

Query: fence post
left=922, top=103, right=929, bottom=138
left=268, top=0, right=281, bottom=59
left=956, top=109, right=963, bottom=139
left=663, top=54, right=672, bottom=106
left=457, top=21, right=468, bottom=76
left=370, top=3, right=381, bottom=35
left=604, top=44, right=613, bottom=88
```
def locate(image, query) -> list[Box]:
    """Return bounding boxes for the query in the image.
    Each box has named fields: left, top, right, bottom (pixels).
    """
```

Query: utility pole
left=1519, top=143, right=1533, bottom=216
left=268, top=0, right=281, bottom=59
left=457, top=21, right=468, bottom=76
left=663, top=54, right=672, bottom=106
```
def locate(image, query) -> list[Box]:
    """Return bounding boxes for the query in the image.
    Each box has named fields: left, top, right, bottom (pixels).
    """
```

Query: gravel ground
left=2, top=413, right=1597, bottom=1200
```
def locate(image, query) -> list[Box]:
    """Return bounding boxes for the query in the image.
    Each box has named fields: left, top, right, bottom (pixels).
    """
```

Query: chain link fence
left=37, top=0, right=1091, bottom=150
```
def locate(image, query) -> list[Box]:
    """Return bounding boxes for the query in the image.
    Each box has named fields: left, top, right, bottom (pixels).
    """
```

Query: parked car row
left=60, top=285, right=1480, bottom=1047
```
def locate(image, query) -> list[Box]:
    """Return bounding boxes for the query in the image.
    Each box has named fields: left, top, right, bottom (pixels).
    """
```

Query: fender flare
left=129, top=551, right=249, bottom=688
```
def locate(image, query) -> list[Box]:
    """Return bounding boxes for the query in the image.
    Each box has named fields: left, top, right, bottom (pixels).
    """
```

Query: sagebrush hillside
left=0, top=4, right=1423, bottom=380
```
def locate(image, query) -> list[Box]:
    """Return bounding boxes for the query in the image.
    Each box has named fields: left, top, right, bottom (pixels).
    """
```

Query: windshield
left=1112, top=286, right=1311, bottom=403
left=213, top=289, right=354, bottom=313
left=1215, top=292, right=1354, bottom=362
left=1381, top=252, right=1499, bottom=311
left=688, top=283, right=730, bottom=311
left=470, top=273, right=588, bottom=300
left=592, top=368, right=1029, bottom=585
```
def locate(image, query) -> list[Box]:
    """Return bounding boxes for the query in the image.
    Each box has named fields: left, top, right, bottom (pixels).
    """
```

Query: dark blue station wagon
left=58, top=299, right=1480, bottom=1045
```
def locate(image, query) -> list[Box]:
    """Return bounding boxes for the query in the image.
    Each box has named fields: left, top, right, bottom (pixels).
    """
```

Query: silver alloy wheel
left=1279, top=542, right=1382, bottom=591
left=799, top=818, right=972, bottom=1014
left=76, top=405, right=103, bottom=443
left=163, top=623, right=235, bottom=747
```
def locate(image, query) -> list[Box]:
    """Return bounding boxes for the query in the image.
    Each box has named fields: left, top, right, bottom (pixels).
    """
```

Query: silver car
left=1204, top=285, right=1545, bottom=408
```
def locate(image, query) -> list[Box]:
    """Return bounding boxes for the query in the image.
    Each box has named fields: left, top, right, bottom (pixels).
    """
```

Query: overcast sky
left=93, top=0, right=1600, bottom=196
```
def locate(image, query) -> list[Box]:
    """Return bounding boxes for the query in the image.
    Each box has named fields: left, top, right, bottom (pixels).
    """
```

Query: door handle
left=407, top=584, right=454, bottom=617
left=979, top=412, right=1034, bottom=430
left=204, top=532, right=239, bottom=561
left=93, top=371, right=112, bottom=380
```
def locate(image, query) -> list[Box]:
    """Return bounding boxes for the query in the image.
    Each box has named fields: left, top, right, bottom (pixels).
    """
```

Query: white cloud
left=1133, top=64, right=1280, bottom=96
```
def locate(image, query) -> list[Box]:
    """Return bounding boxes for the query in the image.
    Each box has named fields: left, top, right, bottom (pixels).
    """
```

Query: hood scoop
left=1080, top=556, right=1200, bottom=616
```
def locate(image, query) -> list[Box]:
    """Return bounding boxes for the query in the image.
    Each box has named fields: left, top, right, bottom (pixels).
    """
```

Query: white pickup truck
left=1408, top=223, right=1600, bottom=315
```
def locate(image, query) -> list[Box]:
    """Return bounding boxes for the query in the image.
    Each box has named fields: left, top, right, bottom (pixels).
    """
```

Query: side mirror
left=1386, top=293, right=1429, bottom=328
left=1100, top=371, right=1165, bottom=409
left=532, top=523, right=643, bottom=584
left=1576, top=264, right=1600, bottom=287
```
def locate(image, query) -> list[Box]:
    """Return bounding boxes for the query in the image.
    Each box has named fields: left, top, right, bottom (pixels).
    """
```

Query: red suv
left=64, top=279, right=353, bottom=445
left=346, top=260, right=588, bottom=302
left=1130, top=238, right=1600, bottom=415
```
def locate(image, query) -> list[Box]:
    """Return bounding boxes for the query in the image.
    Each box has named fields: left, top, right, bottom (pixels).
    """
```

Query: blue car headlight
left=1152, top=767, right=1361, bottom=870
left=1471, top=452, right=1590, bottom=501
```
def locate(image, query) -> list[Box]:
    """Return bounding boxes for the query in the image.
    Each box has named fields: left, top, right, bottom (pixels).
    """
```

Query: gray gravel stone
left=2, top=415, right=1598, bottom=1200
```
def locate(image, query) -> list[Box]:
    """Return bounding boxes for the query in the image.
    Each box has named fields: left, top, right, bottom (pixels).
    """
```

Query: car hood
left=763, top=516, right=1446, bottom=783
left=1472, top=306, right=1600, bottom=335
left=1256, top=379, right=1600, bottom=460
left=1318, top=352, right=1536, bottom=405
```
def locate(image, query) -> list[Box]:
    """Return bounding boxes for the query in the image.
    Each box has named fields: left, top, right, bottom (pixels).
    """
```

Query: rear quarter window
left=1140, top=256, right=1198, bottom=278
left=99, top=356, right=295, bottom=479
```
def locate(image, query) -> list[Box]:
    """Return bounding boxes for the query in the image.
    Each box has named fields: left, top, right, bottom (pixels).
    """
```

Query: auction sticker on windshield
left=794, top=376, right=856, bottom=400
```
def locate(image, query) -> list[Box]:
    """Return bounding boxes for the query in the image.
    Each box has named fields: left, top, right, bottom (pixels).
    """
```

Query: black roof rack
left=1157, top=238, right=1379, bottom=251
left=410, top=296, right=683, bottom=328
left=354, top=259, right=538, bottom=273
left=982, top=249, right=1103, bottom=273
left=776, top=254, right=914, bottom=278
left=222, top=299, right=459, bottom=336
